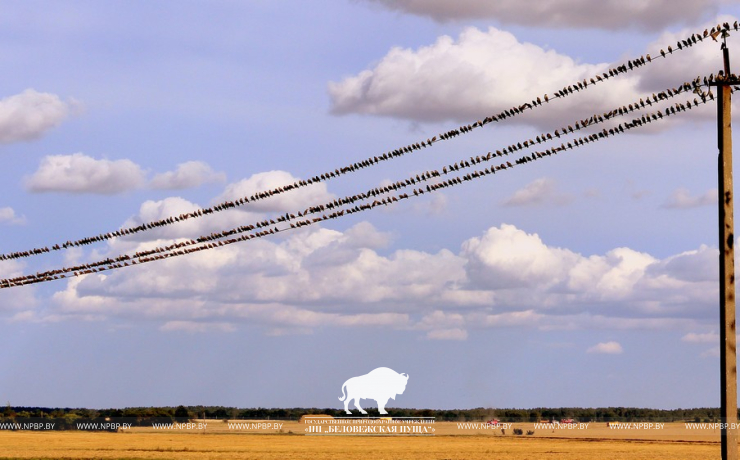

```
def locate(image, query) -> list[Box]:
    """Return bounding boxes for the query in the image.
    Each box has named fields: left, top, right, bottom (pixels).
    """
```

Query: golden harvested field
left=0, top=422, right=729, bottom=460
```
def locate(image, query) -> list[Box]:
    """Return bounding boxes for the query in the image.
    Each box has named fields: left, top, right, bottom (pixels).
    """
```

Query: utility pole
left=716, top=33, right=738, bottom=460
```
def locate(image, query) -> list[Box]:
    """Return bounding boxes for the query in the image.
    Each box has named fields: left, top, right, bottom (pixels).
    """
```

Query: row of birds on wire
left=0, top=73, right=723, bottom=265
left=3, top=79, right=733, bottom=289
left=0, top=22, right=734, bottom=264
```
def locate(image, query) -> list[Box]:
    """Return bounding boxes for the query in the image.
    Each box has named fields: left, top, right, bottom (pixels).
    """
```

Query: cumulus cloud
left=342, top=221, right=394, bottom=249
left=587, top=341, right=624, bottom=354
left=106, top=171, right=338, bottom=252
left=0, top=89, right=75, bottom=143
left=662, top=188, right=718, bottom=208
left=25, top=154, right=230, bottom=194
left=329, top=19, right=734, bottom=128
left=647, top=245, right=717, bottom=283
left=461, top=224, right=581, bottom=290
left=25, top=153, right=147, bottom=194
left=329, top=26, right=640, bottom=127
left=502, top=177, right=573, bottom=207
left=116, top=196, right=246, bottom=243
left=215, top=170, right=335, bottom=212
left=361, top=0, right=726, bottom=30
left=150, top=161, right=226, bottom=190
left=49, top=220, right=464, bottom=328
left=41, top=220, right=720, bottom=337
left=457, top=224, right=717, bottom=318
left=0, top=207, right=26, bottom=225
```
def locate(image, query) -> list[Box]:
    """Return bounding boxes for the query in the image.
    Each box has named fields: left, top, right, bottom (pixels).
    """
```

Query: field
left=0, top=421, right=729, bottom=460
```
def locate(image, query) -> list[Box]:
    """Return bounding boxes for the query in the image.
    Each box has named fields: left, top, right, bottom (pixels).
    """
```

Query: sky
left=2, top=0, right=740, bottom=411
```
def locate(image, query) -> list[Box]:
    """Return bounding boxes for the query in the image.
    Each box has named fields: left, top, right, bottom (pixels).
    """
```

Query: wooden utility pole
left=717, top=37, right=738, bottom=460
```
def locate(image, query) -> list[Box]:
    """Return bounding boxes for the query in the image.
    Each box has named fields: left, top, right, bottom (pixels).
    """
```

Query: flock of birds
left=3, top=78, right=736, bottom=288
left=0, top=22, right=733, bottom=263
left=1, top=22, right=739, bottom=288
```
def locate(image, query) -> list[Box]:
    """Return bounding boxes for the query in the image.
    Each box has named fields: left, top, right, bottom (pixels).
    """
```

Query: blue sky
left=1, top=0, right=739, bottom=410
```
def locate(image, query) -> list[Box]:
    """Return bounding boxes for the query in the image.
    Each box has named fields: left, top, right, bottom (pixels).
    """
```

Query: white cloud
left=648, top=245, right=717, bottom=282
left=111, top=171, right=337, bottom=244
left=587, top=341, right=624, bottom=354
left=25, top=153, right=147, bottom=194
left=0, top=207, right=26, bottom=225
left=682, top=331, right=719, bottom=343
left=328, top=19, right=735, bottom=128
left=0, top=89, right=75, bottom=143
left=117, top=196, right=241, bottom=242
left=457, top=224, right=714, bottom=318
left=662, top=188, right=718, bottom=208
left=328, top=26, right=639, bottom=127
left=215, top=170, right=335, bottom=212
left=362, top=0, right=726, bottom=30
left=48, top=220, right=464, bottom=326
left=342, top=221, right=394, bottom=249
left=25, top=154, right=230, bottom=195
left=39, top=220, right=719, bottom=337
left=150, top=161, right=226, bottom=190
left=502, top=178, right=573, bottom=207
left=461, top=224, right=581, bottom=290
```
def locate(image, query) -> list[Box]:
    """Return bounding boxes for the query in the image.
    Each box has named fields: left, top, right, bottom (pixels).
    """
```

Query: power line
left=2, top=82, right=724, bottom=289
left=0, top=80, right=723, bottom=287
left=0, top=25, right=732, bottom=263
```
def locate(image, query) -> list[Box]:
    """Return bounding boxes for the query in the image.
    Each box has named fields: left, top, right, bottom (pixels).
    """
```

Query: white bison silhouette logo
left=338, top=367, right=409, bottom=414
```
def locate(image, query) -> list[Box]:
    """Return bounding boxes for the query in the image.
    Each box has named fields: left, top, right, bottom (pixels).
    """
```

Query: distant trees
left=0, top=405, right=735, bottom=425
left=174, top=406, right=191, bottom=422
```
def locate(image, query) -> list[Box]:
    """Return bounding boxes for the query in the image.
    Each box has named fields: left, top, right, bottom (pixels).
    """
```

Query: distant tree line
left=0, top=404, right=732, bottom=427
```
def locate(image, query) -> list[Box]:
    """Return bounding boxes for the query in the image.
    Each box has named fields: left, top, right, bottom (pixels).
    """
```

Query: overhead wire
left=3, top=78, right=732, bottom=289
left=1, top=23, right=735, bottom=262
